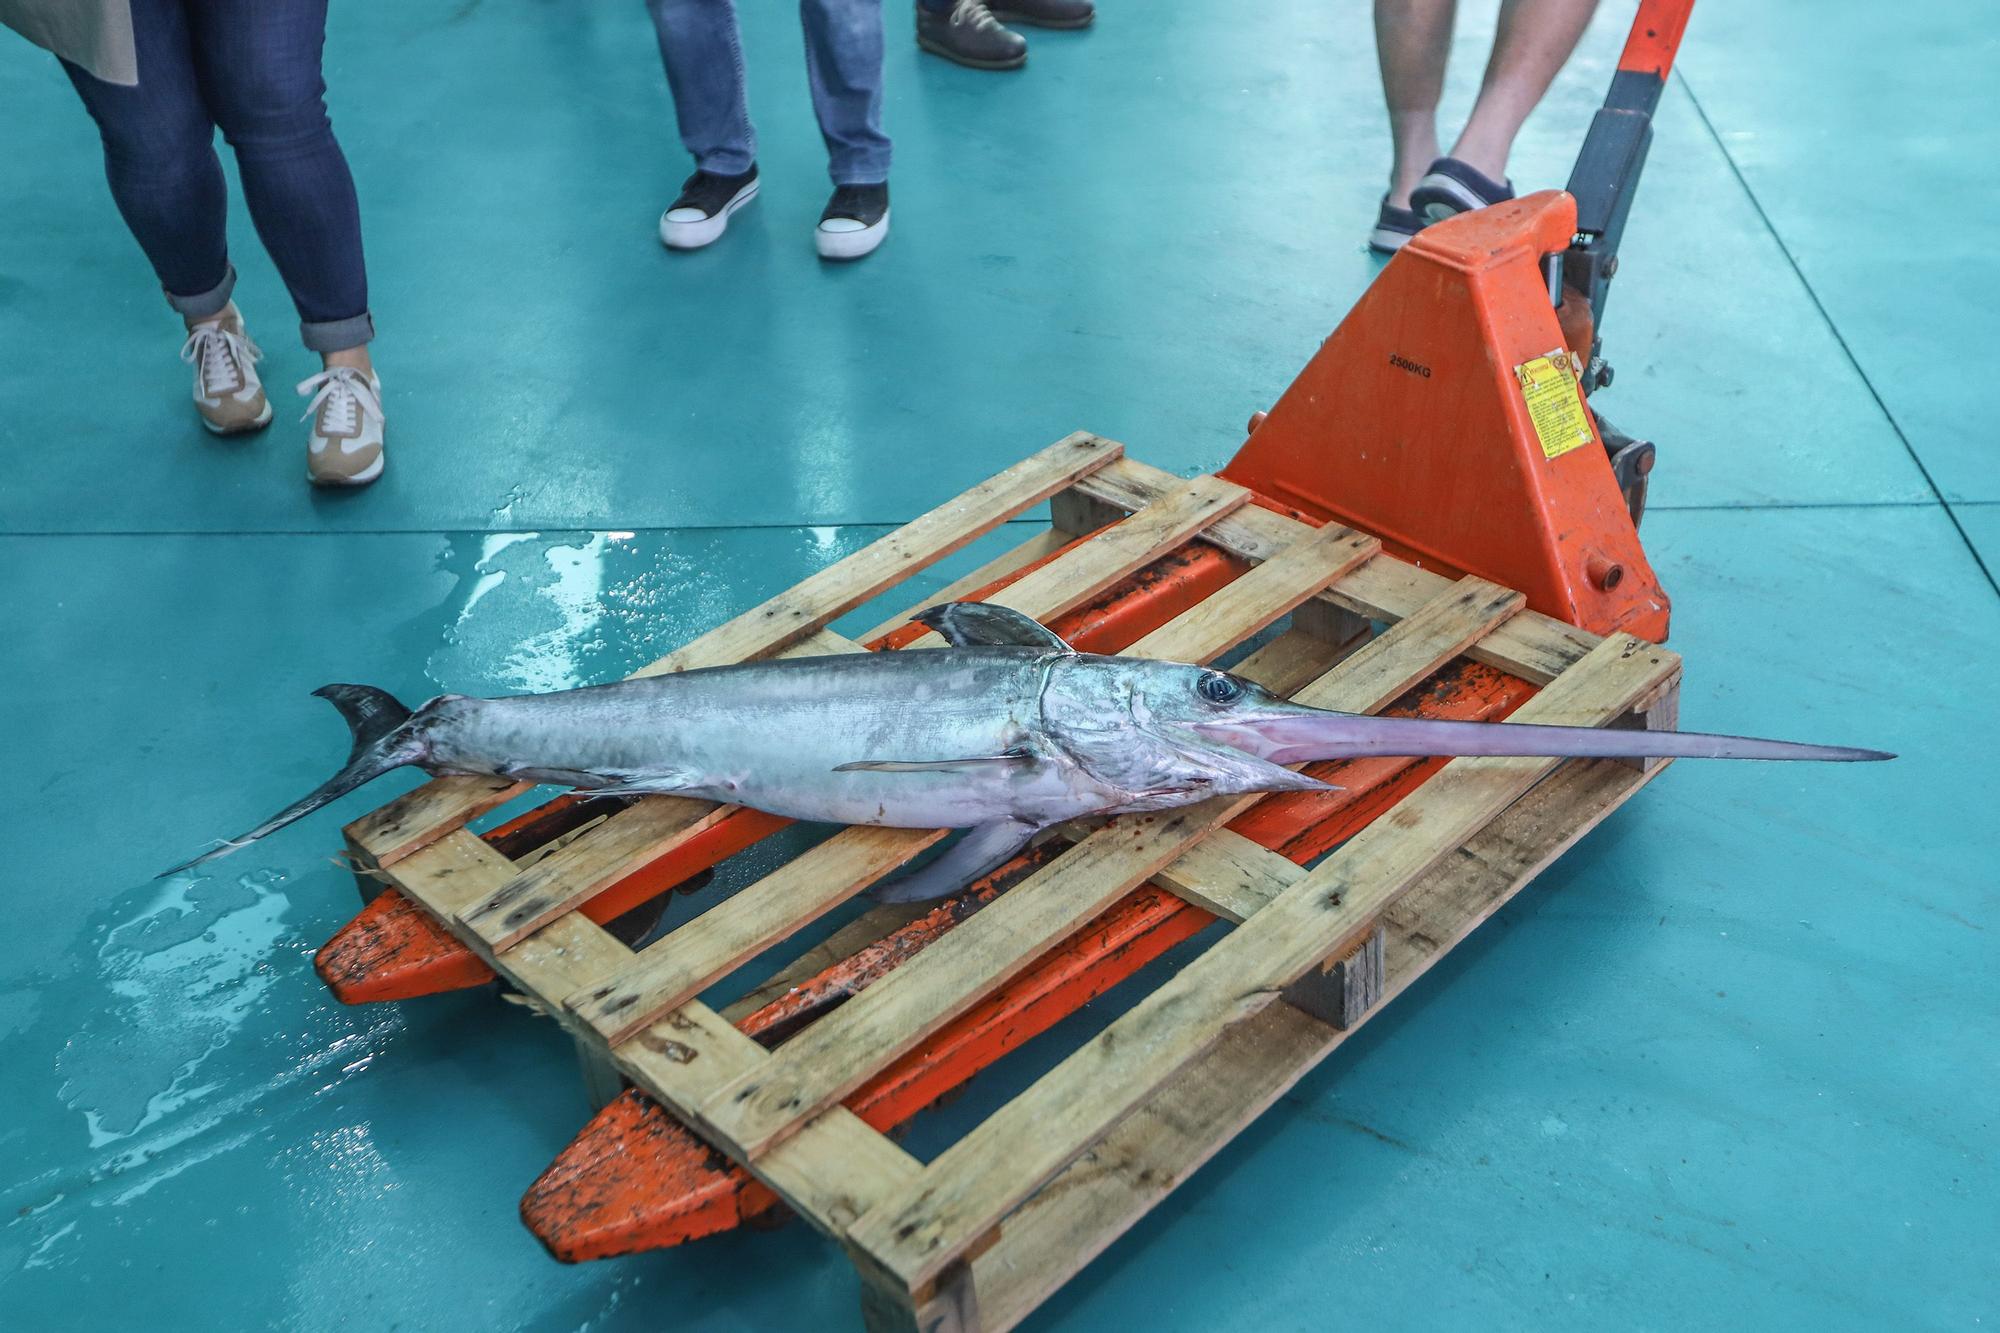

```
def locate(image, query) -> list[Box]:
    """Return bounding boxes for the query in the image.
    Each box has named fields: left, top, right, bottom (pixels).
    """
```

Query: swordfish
left=160, top=602, right=1891, bottom=899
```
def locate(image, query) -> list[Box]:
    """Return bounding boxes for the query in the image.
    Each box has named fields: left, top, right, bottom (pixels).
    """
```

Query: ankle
left=1444, top=130, right=1512, bottom=184
left=323, top=345, right=373, bottom=376
left=1385, top=111, right=1440, bottom=207
left=1386, top=166, right=1429, bottom=209
left=186, top=301, right=240, bottom=332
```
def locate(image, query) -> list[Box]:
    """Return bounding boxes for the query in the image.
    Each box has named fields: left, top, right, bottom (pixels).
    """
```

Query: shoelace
left=179, top=323, right=260, bottom=397
left=296, top=367, right=383, bottom=436
left=951, top=0, right=1001, bottom=28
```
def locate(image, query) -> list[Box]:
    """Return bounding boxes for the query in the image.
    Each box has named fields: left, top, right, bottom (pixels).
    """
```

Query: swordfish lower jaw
left=1189, top=704, right=1894, bottom=766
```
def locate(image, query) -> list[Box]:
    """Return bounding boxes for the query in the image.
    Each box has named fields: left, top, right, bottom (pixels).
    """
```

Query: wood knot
left=638, top=1033, right=697, bottom=1063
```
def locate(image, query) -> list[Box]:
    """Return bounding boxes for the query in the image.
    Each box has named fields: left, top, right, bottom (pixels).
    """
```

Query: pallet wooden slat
left=693, top=577, right=1527, bottom=1163
left=1118, top=519, right=1378, bottom=663
left=1147, top=828, right=1304, bottom=923
left=859, top=529, right=1073, bottom=644
left=639, top=434, right=1123, bottom=678
left=459, top=798, right=731, bottom=951
left=846, top=632, right=1679, bottom=1289
left=572, top=825, right=948, bottom=1044
left=344, top=774, right=525, bottom=873
left=897, top=475, right=1250, bottom=651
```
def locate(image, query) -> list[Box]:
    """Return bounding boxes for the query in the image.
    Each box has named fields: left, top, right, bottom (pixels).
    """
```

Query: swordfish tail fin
left=314, top=683, right=412, bottom=763
left=156, top=685, right=425, bottom=878
left=1251, top=713, right=1894, bottom=765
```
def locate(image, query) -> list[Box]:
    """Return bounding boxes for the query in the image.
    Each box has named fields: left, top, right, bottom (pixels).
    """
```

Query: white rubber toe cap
left=815, top=208, right=890, bottom=261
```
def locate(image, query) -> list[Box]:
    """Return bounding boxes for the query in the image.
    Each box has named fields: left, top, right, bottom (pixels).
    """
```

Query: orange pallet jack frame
left=313, top=6, right=1696, bottom=1320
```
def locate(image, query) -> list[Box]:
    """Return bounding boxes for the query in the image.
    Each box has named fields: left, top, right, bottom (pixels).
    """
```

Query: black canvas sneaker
left=659, top=165, right=761, bottom=250
left=816, top=183, right=891, bottom=261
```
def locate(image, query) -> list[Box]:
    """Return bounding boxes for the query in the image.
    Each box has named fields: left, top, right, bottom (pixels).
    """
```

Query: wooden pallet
left=341, top=433, right=1680, bottom=1330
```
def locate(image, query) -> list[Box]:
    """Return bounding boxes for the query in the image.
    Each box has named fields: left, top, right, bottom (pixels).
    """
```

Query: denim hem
left=301, top=311, right=374, bottom=353
left=695, top=151, right=757, bottom=177
left=165, top=264, right=236, bottom=321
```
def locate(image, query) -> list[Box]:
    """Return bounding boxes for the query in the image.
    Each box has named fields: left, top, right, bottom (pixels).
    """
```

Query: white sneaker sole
left=199, top=399, right=274, bottom=435
left=1367, top=225, right=1414, bottom=254
left=660, top=180, right=760, bottom=250
left=309, top=450, right=384, bottom=487
left=815, top=209, right=890, bottom=261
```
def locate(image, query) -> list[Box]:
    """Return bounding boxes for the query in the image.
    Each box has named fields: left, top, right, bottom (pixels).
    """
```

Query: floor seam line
left=1675, top=68, right=1999, bottom=600
left=0, top=501, right=1982, bottom=540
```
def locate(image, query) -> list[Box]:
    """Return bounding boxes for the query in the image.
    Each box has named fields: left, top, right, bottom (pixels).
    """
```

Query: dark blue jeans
left=62, top=0, right=372, bottom=352
left=647, top=0, right=891, bottom=186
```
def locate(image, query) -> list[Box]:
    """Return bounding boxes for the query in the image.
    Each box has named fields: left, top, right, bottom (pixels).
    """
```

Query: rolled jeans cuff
left=164, top=264, right=235, bottom=322
left=302, top=311, right=375, bottom=353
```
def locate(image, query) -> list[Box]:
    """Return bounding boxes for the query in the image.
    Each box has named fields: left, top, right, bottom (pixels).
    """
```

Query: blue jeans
left=62, top=0, right=372, bottom=352
left=646, top=0, right=891, bottom=186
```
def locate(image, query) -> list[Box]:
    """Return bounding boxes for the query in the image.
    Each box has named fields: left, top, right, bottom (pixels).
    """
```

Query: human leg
left=646, top=0, right=758, bottom=176
left=63, top=0, right=274, bottom=431
left=61, top=0, right=234, bottom=318
left=1374, top=0, right=1457, bottom=208
left=1449, top=0, right=1600, bottom=180
left=799, top=0, right=891, bottom=186
left=182, top=0, right=379, bottom=481
left=184, top=0, right=370, bottom=355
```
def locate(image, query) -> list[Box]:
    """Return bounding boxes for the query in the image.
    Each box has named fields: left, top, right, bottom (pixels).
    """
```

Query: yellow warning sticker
left=1515, top=351, right=1595, bottom=460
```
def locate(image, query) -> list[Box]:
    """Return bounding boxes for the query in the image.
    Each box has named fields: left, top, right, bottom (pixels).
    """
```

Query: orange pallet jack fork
left=312, top=0, right=1695, bottom=1277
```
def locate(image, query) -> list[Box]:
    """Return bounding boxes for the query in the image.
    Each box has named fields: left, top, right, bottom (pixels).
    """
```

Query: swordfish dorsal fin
left=916, top=602, right=1074, bottom=653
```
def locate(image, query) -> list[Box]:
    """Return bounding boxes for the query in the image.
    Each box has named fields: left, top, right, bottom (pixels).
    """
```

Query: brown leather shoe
left=180, top=307, right=272, bottom=435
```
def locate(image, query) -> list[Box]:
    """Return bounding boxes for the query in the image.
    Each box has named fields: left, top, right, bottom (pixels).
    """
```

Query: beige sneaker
left=180, top=309, right=272, bottom=435
left=298, top=366, right=386, bottom=487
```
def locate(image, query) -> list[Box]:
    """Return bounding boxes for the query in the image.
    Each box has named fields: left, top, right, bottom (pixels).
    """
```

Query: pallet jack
left=1228, top=0, right=1687, bottom=639
left=315, top=0, right=1696, bottom=1273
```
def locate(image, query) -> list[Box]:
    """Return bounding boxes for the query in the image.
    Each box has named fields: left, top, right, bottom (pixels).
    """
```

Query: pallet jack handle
left=1562, top=0, right=1696, bottom=384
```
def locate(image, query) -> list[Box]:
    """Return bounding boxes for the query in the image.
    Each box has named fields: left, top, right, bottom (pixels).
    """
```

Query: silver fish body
left=420, top=648, right=1115, bottom=828
left=161, top=601, right=1892, bottom=897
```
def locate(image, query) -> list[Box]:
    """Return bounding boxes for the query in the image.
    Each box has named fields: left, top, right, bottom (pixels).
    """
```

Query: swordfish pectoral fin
left=871, top=819, right=1042, bottom=904
left=915, top=602, right=1075, bottom=653
left=570, top=767, right=708, bottom=797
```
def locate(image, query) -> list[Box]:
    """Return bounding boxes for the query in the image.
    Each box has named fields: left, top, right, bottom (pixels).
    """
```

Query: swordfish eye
left=1195, top=670, right=1246, bottom=706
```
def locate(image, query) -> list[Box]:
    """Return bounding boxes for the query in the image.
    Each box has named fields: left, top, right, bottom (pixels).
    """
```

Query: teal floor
left=3, top=2, right=1994, bottom=1328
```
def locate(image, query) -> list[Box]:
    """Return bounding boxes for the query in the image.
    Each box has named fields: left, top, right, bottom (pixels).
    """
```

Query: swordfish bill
left=160, top=602, right=1892, bottom=899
